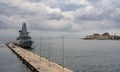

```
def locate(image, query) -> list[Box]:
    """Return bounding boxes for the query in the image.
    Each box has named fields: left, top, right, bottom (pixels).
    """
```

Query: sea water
left=32, top=38, right=120, bottom=72
left=1, top=38, right=120, bottom=72
left=0, top=38, right=31, bottom=72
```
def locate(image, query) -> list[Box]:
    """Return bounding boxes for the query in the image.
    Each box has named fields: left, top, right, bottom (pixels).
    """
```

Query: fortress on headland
left=84, top=32, right=120, bottom=40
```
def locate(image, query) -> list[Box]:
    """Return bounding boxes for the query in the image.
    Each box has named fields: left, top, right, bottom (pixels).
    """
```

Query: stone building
left=84, top=32, right=120, bottom=40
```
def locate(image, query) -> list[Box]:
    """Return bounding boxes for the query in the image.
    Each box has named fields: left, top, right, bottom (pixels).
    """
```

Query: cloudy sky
left=0, top=0, right=120, bottom=38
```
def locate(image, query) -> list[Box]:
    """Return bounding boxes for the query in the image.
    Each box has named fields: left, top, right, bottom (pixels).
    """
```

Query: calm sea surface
left=0, top=38, right=31, bottom=72
left=1, top=38, right=120, bottom=72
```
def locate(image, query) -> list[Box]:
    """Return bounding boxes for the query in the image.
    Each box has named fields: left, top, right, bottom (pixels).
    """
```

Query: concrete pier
left=6, top=43, right=73, bottom=72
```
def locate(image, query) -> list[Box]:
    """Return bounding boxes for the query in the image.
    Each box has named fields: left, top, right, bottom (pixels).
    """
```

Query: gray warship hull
left=14, top=39, right=33, bottom=49
left=17, top=40, right=33, bottom=49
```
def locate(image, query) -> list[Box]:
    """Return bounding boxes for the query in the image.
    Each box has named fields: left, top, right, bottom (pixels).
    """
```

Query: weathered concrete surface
left=6, top=43, right=73, bottom=72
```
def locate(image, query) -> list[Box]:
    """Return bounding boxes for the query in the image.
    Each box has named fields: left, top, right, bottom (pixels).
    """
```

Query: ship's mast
left=19, top=23, right=29, bottom=36
left=22, top=23, right=27, bottom=33
left=17, top=23, right=31, bottom=40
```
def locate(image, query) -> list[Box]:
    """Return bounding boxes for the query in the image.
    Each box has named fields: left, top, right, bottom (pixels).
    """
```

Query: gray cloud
left=47, top=13, right=64, bottom=20
left=0, top=0, right=120, bottom=38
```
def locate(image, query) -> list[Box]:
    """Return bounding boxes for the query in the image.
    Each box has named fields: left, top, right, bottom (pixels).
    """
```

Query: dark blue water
left=0, top=38, right=31, bottom=72
left=1, top=38, right=120, bottom=72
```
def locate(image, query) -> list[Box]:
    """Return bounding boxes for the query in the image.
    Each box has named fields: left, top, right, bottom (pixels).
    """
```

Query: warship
left=15, top=23, right=33, bottom=49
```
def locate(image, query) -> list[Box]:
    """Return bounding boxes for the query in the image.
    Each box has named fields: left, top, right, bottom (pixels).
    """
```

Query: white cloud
left=0, top=0, right=120, bottom=38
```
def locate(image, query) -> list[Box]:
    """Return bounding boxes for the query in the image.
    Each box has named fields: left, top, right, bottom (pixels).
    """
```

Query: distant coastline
left=83, top=32, right=120, bottom=40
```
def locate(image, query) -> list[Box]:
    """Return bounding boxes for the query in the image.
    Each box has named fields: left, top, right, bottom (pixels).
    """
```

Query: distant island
left=84, top=32, right=120, bottom=40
